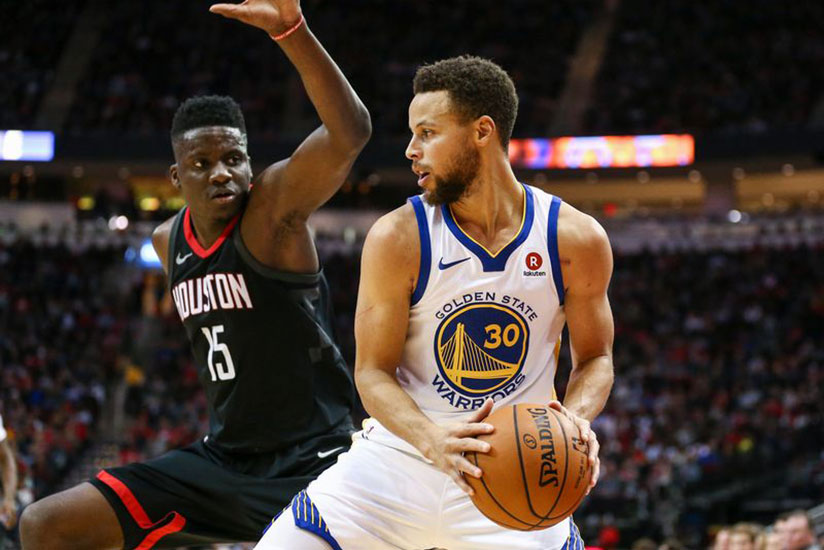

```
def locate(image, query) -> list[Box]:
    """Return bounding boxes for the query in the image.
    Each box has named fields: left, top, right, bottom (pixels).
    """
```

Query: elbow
left=341, top=105, right=372, bottom=153
left=350, top=105, right=372, bottom=150
left=353, top=363, right=382, bottom=415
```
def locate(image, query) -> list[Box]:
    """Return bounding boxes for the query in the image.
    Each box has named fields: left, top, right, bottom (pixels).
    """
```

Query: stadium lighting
left=0, top=130, right=55, bottom=161
left=108, top=215, right=129, bottom=231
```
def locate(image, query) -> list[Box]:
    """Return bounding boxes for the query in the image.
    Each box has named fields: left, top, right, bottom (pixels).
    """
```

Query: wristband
left=270, top=14, right=305, bottom=41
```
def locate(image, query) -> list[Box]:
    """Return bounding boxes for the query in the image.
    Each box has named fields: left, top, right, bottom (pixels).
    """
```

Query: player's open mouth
left=211, top=191, right=236, bottom=203
left=417, top=172, right=430, bottom=186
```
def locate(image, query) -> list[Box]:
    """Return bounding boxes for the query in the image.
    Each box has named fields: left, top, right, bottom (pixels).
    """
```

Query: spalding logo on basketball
left=434, top=303, right=529, bottom=396
left=466, top=403, right=592, bottom=531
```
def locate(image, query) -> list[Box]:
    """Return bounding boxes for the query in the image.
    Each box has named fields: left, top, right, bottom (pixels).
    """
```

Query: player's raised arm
left=551, top=203, right=615, bottom=490
left=354, top=206, right=494, bottom=496
left=210, top=0, right=371, bottom=217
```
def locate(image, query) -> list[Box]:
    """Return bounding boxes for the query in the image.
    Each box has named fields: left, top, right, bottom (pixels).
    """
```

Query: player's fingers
left=453, top=422, right=494, bottom=438
left=587, top=457, right=601, bottom=494
left=451, top=470, right=474, bottom=495
left=209, top=4, right=242, bottom=18
left=455, top=456, right=483, bottom=479
left=547, top=400, right=565, bottom=413
left=453, top=436, right=491, bottom=454
left=469, top=397, right=494, bottom=422
left=587, top=432, right=599, bottom=466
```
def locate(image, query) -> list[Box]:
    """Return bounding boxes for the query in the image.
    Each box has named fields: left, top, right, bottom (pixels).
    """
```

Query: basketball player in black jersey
left=19, top=0, right=370, bottom=548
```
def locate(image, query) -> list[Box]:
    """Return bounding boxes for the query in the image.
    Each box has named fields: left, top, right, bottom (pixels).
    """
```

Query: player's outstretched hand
left=548, top=400, right=600, bottom=494
left=209, top=0, right=302, bottom=36
left=422, top=398, right=495, bottom=496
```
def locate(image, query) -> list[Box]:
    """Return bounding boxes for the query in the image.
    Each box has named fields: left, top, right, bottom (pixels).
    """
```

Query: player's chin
left=207, top=196, right=243, bottom=221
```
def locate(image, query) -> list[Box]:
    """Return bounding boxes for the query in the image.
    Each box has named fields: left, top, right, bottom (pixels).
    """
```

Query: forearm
left=277, top=24, right=371, bottom=149
left=563, top=355, right=613, bottom=421
left=356, top=367, right=441, bottom=456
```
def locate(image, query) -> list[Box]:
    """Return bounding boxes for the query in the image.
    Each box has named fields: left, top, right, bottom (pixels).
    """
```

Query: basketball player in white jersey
left=256, top=55, right=614, bottom=550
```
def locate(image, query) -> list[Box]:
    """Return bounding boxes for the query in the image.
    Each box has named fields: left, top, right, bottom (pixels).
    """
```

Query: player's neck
left=189, top=211, right=232, bottom=249
left=449, top=159, right=522, bottom=240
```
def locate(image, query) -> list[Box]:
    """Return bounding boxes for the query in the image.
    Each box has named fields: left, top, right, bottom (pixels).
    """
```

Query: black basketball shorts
left=89, top=425, right=353, bottom=549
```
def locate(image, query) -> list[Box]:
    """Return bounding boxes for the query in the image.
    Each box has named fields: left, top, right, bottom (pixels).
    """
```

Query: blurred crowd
left=0, top=0, right=83, bottom=129
left=622, top=509, right=823, bottom=550
left=586, top=1, right=824, bottom=134
left=13, top=1, right=823, bottom=139
left=577, top=245, right=824, bottom=545
left=61, top=0, right=593, bottom=138
left=0, top=238, right=145, bottom=546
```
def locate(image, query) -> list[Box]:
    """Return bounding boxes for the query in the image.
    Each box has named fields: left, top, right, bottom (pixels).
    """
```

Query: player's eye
left=194, top=159, right=207, bottom=169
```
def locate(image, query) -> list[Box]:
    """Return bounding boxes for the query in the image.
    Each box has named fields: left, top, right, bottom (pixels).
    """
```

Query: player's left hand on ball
left=423, top=397, right=495, bottom=496
left=209, top=0, right=302, bottom=36
left=548, top=400, right=600, bottom=494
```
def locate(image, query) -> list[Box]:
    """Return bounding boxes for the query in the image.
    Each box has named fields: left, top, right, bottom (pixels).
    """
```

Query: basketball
left=465, top=403, right=592, bottom=531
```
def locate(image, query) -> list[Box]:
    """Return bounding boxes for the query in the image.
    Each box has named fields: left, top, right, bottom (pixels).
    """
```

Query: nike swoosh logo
left=175, top=252, right=193, bottom=265
left=438, top=257, right=471, bottom=270
left=317, top=446, right=345, bottom=459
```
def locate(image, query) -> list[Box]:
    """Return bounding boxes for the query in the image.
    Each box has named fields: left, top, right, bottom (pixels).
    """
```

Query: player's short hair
left=413, top=55, right=518, bottom=149
left=170, top=95, right=247, bottom=141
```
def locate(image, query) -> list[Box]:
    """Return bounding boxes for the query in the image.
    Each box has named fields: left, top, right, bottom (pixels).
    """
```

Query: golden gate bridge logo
left=434, top=303, right=529, bottom=395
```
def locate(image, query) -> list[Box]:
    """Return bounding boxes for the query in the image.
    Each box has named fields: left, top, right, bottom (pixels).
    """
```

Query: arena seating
left=586, top=1, right=824, bottom=134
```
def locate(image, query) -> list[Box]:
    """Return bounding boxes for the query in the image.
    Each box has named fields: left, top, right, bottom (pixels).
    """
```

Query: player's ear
left=475, top=116, right=496, bottom=147
left=169, top=164, right=181, bottom=189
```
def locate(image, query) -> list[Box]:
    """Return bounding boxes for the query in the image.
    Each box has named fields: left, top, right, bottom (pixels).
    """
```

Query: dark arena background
left=1, top=1, right=823, bottom=549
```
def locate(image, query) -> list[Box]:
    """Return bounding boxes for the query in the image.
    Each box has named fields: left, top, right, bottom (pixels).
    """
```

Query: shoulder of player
left=556, top=202, right=612, bottom=291
left=361, top=202, right=420, bottom=286
left=151, top=215, right=176, bottom=273
left=556, top=202, right=610, bottom=256
left=363, top=202, right=418, bottom=258
left=151, top=215, right=175, bottom=250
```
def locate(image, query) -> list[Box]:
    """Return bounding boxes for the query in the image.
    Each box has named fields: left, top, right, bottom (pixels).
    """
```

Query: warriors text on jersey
left=167, top=208, right=355, bottom=453
left=363, top=184, right=566, bottom=454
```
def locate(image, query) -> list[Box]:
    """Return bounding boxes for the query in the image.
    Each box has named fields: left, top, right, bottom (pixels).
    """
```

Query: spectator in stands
left=784, top=510, right=821, bottom=550
left=713, top=525, right=732, bottom=550
left=729, top=523, right=763, bottom=550
left=631, top=537, right=657, bottom=550
left=762, top=528, right=785, bottom=550
left=659, top=537, right=686, bottom=550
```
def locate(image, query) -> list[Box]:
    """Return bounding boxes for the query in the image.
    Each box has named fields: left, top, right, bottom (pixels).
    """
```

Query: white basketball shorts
left=254, top=436, right=583, bottom=550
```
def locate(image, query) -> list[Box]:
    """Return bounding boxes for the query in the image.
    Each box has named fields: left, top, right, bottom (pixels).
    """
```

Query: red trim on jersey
left=96, top=471, right=186, bottom=549
left=183, top=208, right=241, bottom=259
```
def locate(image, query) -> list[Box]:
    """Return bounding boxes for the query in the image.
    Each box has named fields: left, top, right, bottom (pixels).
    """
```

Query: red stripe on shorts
left=96, top=470, right=186, bottom=549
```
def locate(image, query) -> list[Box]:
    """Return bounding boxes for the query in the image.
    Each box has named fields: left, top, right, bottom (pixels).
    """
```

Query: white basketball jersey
left=363, top=184, right=567, bottom=455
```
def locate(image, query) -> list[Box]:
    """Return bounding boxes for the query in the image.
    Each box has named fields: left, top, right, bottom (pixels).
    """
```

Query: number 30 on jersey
left=201, top=325, right=236, bottom=381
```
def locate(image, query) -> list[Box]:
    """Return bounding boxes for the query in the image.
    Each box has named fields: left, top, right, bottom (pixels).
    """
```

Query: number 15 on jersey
left=201, top=324, right=237, bottom=381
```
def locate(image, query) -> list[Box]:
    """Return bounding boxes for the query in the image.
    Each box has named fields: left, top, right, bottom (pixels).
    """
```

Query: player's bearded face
left=424, top=137, right=480, bottom=206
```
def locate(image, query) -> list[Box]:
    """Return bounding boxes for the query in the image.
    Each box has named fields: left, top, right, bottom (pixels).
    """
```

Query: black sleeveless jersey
left=166, top=207, right=355, bottom=453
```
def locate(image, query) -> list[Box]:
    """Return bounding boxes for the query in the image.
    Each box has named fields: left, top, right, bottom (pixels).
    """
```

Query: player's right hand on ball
left=421, top=398, right=495, bottom=496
